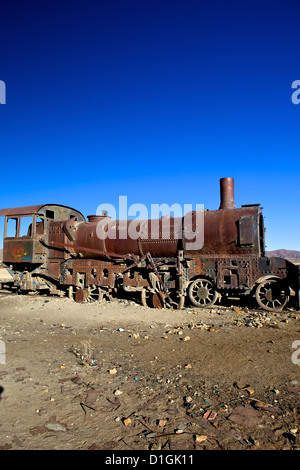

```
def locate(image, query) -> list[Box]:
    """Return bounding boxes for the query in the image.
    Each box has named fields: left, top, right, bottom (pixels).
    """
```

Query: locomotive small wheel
left=188, top=278, right=217, bottom=308
left=86, top=286, right=104, bottom=303
left=69, top=286, right=104, bottom=303
left=255, top=279, right=289, bottom=312
left=74, top=288, right=89, bottom=303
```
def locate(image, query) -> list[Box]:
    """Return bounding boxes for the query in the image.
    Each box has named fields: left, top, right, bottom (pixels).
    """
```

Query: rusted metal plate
left=183, top=206, right=260, bottom=256
left=3, top=239, right=34, bottom=263
left=60, top=258, right=127, bottom=288
left=239, top=216, right=254, bottom=245
left=0, top=205, right=46, bottom=216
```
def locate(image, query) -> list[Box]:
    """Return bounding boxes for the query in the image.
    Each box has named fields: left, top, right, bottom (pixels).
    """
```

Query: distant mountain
left=266, top=249, right=300, bottom=264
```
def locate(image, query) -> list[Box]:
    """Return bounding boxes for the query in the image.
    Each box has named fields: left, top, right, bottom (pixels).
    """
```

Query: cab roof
left=0, top=204, right=85, bottom=220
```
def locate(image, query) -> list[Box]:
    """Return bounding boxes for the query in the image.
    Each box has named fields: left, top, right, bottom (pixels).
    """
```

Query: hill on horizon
left=266, top=249, right=300, bottom=264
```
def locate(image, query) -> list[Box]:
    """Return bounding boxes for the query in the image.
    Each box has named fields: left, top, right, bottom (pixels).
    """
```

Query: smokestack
left=219, top=177, right=236, bottom=210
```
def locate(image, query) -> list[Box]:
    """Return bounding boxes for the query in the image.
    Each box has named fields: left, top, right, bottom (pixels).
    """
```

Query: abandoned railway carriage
left=0, top=178, right=299, bottom=312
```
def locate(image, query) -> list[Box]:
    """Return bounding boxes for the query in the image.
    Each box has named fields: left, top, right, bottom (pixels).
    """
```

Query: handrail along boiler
left=0, top=178, right=299, bottom=312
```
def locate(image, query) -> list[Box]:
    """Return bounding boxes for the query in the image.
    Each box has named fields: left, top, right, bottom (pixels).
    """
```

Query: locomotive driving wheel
left=69, top=286, right=104, bottom=303
left=255, top=279, right=289, bottom=312
left=188, top=278, right=217, bottom=308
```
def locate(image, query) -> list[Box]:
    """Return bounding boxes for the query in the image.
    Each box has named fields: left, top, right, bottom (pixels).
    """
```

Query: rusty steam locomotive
left=0, top=177, right=299, bottom=312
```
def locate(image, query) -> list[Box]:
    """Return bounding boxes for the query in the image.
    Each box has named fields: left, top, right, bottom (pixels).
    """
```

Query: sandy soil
left=0, top=292, right=300, bottom=451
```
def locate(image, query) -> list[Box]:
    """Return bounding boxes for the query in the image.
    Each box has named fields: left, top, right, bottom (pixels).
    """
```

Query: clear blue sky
left=0, top=0, right=299, bottom=251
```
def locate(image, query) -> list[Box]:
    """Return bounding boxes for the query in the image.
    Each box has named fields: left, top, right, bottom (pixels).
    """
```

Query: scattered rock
left=228, top=406, right=262, bottom=428
left=182, top=336, right=190, bottom=342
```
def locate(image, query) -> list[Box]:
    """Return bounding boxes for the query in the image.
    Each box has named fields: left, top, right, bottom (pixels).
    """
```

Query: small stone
left=158, top=419, right=167, bottom=427
left=182, top=336, right=190, bottom=342
left=145, top=431, right=157, bottom=438
left=108, top=368, right=117, bottom=375
left=45, top=422, right=67, bottom=432
left=123, top=418, right=131, bottom=427
left=195, top=435, right=207, bottom=443
left=235, top=382, right=249, bottom=390
left=203, top=410, right=217, bottom=420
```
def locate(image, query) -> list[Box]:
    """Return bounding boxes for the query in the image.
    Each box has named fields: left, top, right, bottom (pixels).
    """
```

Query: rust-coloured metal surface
left=71, top=217, right=182, bottom=259
left=0, top=204, right=85, bottom=219
left=219, top=177, right=236, bottom=210
left=0, top=205, right=47, bottom=217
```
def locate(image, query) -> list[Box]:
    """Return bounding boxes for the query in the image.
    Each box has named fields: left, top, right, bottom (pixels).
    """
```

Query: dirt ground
left=0, top=291, right=300, bottom=452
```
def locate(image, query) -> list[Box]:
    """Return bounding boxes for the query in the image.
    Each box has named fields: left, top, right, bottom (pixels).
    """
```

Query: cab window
left=20, top=216, right=34, bottom=237
left=6, top=217, right=18, bottom=237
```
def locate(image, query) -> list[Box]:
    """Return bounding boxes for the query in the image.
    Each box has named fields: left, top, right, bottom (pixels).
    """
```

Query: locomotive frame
left=0, top=178, right=299, bottom=312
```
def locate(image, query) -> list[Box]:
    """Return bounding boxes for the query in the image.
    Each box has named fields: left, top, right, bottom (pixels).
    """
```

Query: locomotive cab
left=2, top=213, right=46, bottom=265
left=0, top=204, right=85, bottom=292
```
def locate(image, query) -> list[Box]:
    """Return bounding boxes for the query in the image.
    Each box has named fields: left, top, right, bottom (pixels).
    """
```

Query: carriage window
left=6, top=218, right=17, bottom=237
left=20, top=216, right=33, bottom=237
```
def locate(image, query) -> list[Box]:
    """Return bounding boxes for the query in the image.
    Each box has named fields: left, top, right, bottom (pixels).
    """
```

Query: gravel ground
left=0, top=292, right=300, bottom=451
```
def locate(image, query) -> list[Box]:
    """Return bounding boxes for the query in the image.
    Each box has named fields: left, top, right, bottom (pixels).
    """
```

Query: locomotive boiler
left=0, top=178, right=299, bottom=312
